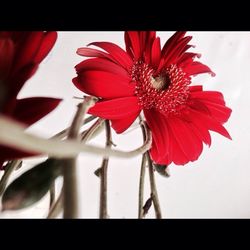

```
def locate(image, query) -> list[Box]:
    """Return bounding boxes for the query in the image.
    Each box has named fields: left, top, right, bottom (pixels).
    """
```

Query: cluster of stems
left=0, top=99, right=162, bottom=219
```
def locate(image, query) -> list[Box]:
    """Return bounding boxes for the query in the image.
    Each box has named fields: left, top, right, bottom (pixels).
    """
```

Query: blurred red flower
left=0, top=31, right=61, bottom=169
left=73, top=31, right=232, bottom=166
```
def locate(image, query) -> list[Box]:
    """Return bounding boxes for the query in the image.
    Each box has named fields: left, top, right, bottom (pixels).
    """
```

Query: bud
left=153, top=164, right=170, bottom=177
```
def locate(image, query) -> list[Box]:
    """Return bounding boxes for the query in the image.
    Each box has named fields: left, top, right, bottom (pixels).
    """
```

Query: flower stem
left=52, top=115, right=97, bottom=140
left=47, top=188, right=63, bottom=218
left=138, top=115, right=148, bottom=219
left=138, top=153, right=147, bottom=218
left=63, top=97, right=96, bottom=219
left=62, top=158, right=77, bottom=218
left=147, top=152, right=162, bottom=219
left=49, top=181, right=56, bottom=208
left=0, top=115, right=96, bottom=202
left=0, top=115, right=152, bottom=159
left=0, top=160, right=21, bottom=196
left=81, top=118, right=105, bottom=143
left=99, top=120, right=112, bottom=219
left=139, top=116, right=162, bottom=219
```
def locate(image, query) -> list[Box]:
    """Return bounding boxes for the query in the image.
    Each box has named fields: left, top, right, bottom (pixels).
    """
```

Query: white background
left=0, top=32, right=249, bottom=218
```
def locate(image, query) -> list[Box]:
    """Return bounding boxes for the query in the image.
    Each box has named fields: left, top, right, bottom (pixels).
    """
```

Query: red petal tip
left=76, top=48, right=84, bottom=55
left=210, top=71, right=216, bottom=77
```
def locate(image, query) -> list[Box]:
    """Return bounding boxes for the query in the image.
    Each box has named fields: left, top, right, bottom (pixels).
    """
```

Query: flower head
left=0, top=32, right=61, bottom=169
left=73, top=31, right=232, bottom=166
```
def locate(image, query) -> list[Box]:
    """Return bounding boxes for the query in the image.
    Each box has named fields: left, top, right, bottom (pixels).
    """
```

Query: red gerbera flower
left=73, top=31, right=232, bottom=166
left=0, top=31, right=61, bottom=169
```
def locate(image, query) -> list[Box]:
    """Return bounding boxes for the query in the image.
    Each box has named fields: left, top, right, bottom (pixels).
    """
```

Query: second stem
left=99, top=120, right=112, bottom=219
left=63, top=97, right=95, bottom=219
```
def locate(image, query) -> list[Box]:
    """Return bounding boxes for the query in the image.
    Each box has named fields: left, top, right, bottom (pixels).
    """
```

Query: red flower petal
left=190, top=89, right=226, bottom=106
left=144, top=96, right=230, bottom=165
left=187, top=88, right=231, bottom=141
left=165, top=127, right=188, bottom=165
left=73, top=70, right=135, bottom=99
left=187, top=122, right=211, bottom=148
left=143, top=31, right=157, bottom=64
left=12, top=32, right=44, bottom=74
left=8, top=63, right=38, bottom=99
left=151, top=37, right=161, bottom=69
left=88, top=42, right=133, bottom=69
left=168, top=117, right=203, bottom=162
left=33, top=31, right=57, bottom=64
left=184, top=61, right=215, bottom=76
left=144, top=109, right=170, bottom=163
left=139, top=31, right=147, bottom=54
left=188, top=99, right=211, bottom=116
left=125, top=31, right=141, bottom=60
left=13, top=97, right=62, bottom=125
left=190, top=85, right=203, bottom=92
left=0, top=145, right=37, bottom=170
left=178, top=52, right=201, bottom=67
left=0, top=38, right=14, bottom=80
left=161, top=31, right=186, bottom=58
left=75, top=58, right=129, bottom=78
left=138, top=32, right=156, bottom=53
left=188, top=108, right=232, bottom=140
left=77, top=47, right=117, bottom=63
left=88, top=97, right=141, bottom=120
left=197, top=98, right=232, bottom=123
left=190, top=89, right=231, bottom=125
left=111, top=111, right=140, bottom=134
left=182, top=108, right=212, bottom=146
left=163, top=36, right=193, bottom=65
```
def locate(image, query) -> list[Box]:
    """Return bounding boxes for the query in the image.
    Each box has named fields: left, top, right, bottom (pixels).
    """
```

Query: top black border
left=1, top=3, right=249, bottom=30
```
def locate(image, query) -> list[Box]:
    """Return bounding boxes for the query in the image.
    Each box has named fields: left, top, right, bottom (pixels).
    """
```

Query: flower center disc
left=150, top=74, right=170, bottom=90
left=132, top=63, right=191, bottom=116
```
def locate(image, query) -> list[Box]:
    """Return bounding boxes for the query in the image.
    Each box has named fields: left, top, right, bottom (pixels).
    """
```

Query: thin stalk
left=62, top=158, right=77, bottom=218
left=0, top=160, right=21, bottom=196
left=63, top=97, right=96, bottom=219
left=52, top=115, right=96, bottom=140
left=81, top=118, right=104, bottom=143
left=138, top=153, right=147, bottom=218
left=0, top=114, right=152, bottom=159
left=138, top=115, right=148, bottom=219
left=49, top=182, right=56, bottom=208
left=99, top=120, right=112, bottom=219
left=146, top=152, right=162, bottom=219
left=139, top=116, right=162, bottom=219
left=47, top=188, right=63, bottom=218
left=0, top=115, right=96, bottom=200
